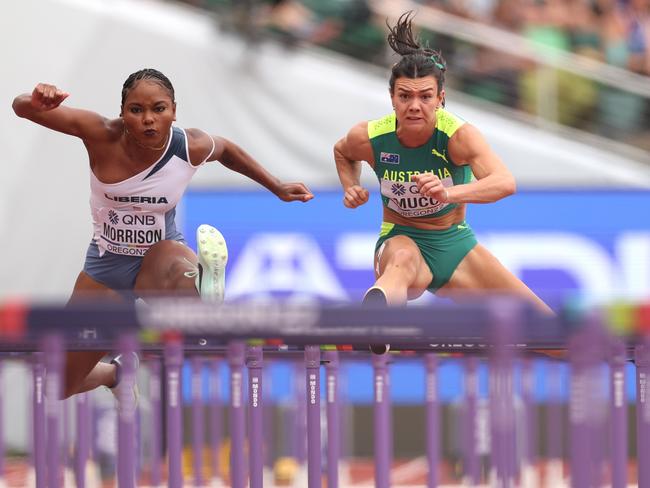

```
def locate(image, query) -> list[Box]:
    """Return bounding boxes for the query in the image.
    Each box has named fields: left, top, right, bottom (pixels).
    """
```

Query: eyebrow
left=126, top=100, right=169, bottom=106
left=396, top=87, right=435, bottom=93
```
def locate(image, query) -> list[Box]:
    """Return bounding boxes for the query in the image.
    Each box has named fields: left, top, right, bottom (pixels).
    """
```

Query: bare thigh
left=134, top=240, right=199, bottom=296
left=438, top=244, right=553, bottom=314
left=64, top=271, right=122, bottom=398
left=375, top=235, right=434, bottom=300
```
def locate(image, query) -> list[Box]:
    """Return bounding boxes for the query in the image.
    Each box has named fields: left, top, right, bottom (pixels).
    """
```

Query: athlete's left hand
left=276, top=182, right=314, bottom=202
left=413, top=173, right=449, bottom=202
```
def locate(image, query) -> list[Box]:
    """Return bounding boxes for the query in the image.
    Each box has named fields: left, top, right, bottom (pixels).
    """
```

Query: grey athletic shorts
left=83, top=237, right=187, bottom=293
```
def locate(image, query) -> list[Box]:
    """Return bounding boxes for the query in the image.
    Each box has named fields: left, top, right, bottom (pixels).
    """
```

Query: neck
left=124, top=126, right=169, bottom=151
left=396, top=125, right=435, bottom=148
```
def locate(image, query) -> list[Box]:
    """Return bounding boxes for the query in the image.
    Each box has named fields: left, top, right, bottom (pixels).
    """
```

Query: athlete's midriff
left=383, top=204, right=466, bottom=230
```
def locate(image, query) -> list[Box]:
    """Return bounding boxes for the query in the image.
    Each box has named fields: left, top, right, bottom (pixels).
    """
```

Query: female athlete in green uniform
left=334, top=12, right=552, bottom=315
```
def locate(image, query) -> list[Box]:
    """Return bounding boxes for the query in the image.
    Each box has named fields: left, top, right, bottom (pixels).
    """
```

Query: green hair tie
left=430, top=55, right=444, bottom=70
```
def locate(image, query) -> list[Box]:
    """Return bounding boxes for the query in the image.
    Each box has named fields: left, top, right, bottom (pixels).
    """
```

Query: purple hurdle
left=609, top=338, right=628, bottom=488
left=228, top=341, right=246, bottom=488
left=43, top=333, right=64, bottom=488
left=521, top=359, right=538, bottom=487
left=305, top=345, right=322, bottom=488
left=463, top=356, right=480, bottom=485
left=568, top=316, right=605, bottom=488
left=635, top=337, right=650, bottom=488
left=425, top=353, right=439, bottom=488
left=247, top=345, right=264, bottom=488
left=209, top=358, right=222, bottom=486
left=372, top=352, right=391, bottom=488
left=32, top=352, right=46, bottom=488
left=488, top=302, right=519, bottom=488
left=324, top=350, right=340, bottom=488
left=191, top=356, right=205, bottom=487
left=116, top=333, right=139, bottom=488
left=164, top=335, right=184, bottom=488
left=149, top=359, right=163, bottom=487
left=74, top=393, right=91, bottom=488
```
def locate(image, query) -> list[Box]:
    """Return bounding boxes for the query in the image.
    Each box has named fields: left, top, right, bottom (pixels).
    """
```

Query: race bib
left=96, top=208, right=165, bottom=257
left=380, top=178, right=452, bottom=218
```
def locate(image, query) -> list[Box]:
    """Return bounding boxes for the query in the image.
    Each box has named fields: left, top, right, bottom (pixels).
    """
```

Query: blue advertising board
left=182, top=189, right=650, bottom=306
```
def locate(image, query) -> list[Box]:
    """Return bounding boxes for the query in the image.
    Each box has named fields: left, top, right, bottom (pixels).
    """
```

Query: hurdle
left=0, top=297, right=648, bottom=487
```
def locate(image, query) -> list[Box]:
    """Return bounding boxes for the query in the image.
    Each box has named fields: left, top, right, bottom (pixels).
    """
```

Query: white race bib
left=96, top=208, right=165, bottom=257
left=380, top=178, right=452, bottom=218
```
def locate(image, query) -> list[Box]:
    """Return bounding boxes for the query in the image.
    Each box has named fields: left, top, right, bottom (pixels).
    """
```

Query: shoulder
left=436, top=108, right=465, bottom=138
left=335, top=120, right=374, bottom=162
left=449, top=122, right=493, bottom=163
left=90, top=117, right=124, bottom=143
left=347, top=120, right=371, bottom=145
left=184, top=127, right=218, bottom=164
left=449, top=122, right=483, bottom=146
left=367, top=113, right=396, bottom=139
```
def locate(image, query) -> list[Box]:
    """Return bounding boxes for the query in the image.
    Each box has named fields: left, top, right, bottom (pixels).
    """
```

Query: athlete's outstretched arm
left=333, top=122, right=374, bottom=208
left=188, top=129, right=313, bottom=202
left=439, top=123, right=516, bottom=204
left=12, top=83, right=112, bottom=141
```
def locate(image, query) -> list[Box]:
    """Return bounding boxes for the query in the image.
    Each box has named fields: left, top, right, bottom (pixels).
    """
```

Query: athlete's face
left=121, top=80, right=176, bottom=148
left=390, top=76, right=443, bottom=132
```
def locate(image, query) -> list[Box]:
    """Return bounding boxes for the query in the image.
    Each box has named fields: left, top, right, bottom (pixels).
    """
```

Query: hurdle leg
left=609, top=339, right=627, bottom=488
left=228, top=341, right=246, bottom=488
left=545, top=360, right=564, bottom=485
left=324, top=351, right=340, bottom=488
left=372, top=352, right=391, bottom=488
left=635, top=339, right=650, bottom=488
left=209, top=359, right=222, bottom=486
left=116, top=333, right=139, bottom=488
left=521, top=359, right=539, bottom=488
left=424, top=354, right=439, bottom=488
left=305, top=345, right=322, bottom=488
left=43, top=333, right=64, bottom=488
left=463, top=356, right=480, bottom=486
left=0, top=364, right=4, bottom=487
left=568, top=323, right=602, bottom=488
left=191, top=356, right=205, bottom=487
left=33, top=352, right=46, bottom=488
left=488, top=303, right=519, bottom=488
left=293, top=361, right=307, bottom=470
left=247, top=346, right=264, bottom=488
left=263, top=366, right=274, bottom=483
left=74, top=393, right=91, bottom=488
left=165, top=335, right=184, bottom=488
left=149, top=359, right=163, bottom=488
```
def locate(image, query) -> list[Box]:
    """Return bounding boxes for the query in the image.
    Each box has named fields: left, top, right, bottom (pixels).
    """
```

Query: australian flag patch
left=380, top=152, right=400, bottom=164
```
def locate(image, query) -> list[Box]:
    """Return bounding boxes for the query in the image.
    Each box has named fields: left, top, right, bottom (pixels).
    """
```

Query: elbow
left=333, top=139, right=344, bottom=159
left=503, top=175, right=517, bottom=198
left=12, top=97, right=25, bottom=118
left=497, top=175, right=517, bottom=200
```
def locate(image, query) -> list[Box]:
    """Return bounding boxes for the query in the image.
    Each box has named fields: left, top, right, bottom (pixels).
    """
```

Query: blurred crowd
left=180, top=0, right=650, bottom=149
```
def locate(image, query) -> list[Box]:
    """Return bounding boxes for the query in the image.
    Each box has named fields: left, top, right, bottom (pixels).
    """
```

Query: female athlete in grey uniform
left=13, top=69, right=313, bottom=398
left=334, top=13, right=552, bottom=318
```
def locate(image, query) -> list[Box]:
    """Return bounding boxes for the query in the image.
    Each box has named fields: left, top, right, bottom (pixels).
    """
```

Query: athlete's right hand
left=343, top=185, right=369, bottom=208
left=30, top=83, right=69, bottom=111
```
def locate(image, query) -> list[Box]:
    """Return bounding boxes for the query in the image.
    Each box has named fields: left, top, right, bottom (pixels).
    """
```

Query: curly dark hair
left=387, top=11, right=447, bottom=97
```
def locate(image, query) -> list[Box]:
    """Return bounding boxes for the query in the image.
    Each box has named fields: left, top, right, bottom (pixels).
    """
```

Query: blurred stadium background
left=2, top=0, right=650, bottom=485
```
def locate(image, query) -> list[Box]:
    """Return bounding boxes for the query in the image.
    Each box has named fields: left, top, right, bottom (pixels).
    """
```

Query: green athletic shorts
left=374, top=221, right=478, bottom=292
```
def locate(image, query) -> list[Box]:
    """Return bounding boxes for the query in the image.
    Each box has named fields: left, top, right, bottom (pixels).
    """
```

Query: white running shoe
left=193, top=224, right=228, bottom=302
left=109, top=352, right=140, bottom=414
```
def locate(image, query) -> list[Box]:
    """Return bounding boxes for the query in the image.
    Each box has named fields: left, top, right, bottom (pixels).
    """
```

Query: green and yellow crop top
left=368, top=108, right=472, bottom=219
